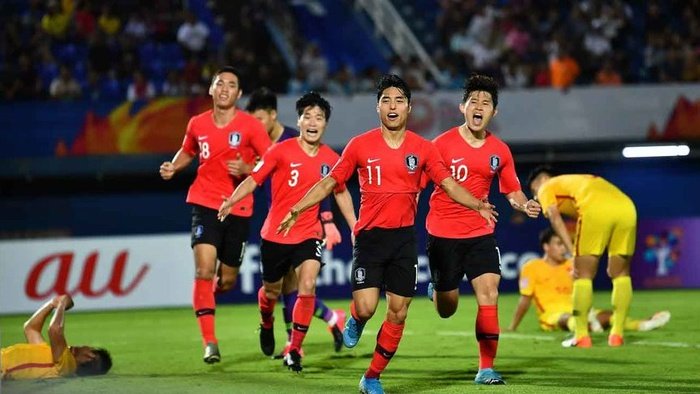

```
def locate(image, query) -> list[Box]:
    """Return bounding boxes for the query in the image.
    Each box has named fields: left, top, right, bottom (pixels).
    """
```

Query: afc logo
left=320, top=163, right=331, bottom=177
left=229, top=131, right=242, bottom=147
left=354, top=267, right=366, bottom=284
left=405, top=154, right=419, bottom=172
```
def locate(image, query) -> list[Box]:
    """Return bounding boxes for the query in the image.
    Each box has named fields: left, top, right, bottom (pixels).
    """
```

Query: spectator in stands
left=124, top=11, right=149, bottom=43
left=177, top=12, right=209, bottom=59
left=126, top=70, right=156, bottom=101
left=41, top=0, right=72, bottom=40
left=502, top=54, right=530, bottom=89
left=162, top=70, right=186, bottom=97
left=4, top=53, right=42, bottom=100
left=97, top=4, right=121, bottom=38
left=299, top=43, right=327, bottom=91
left=595, top=60, right=622, bottom=86
left=287, top=68, right=309, bottom=95
left=50, top=65, right=82, bottom=100
left=74, top=0, right=96, bottom=40
left=549, top=48, right=580, bottom=92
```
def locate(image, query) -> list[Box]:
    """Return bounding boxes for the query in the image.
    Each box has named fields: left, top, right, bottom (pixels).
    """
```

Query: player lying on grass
left=1, top=294, right=112, bottom=380
left=508, top=228, right=670, bottom=337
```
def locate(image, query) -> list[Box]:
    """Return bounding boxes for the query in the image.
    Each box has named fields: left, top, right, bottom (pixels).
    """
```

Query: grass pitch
left=1, top=289, right=699, bottom=393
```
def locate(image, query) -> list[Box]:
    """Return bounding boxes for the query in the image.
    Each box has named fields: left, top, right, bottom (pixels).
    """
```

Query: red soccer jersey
left=330, top=128, right=451, bottom=234
left=426, top=128, right=521, bottom=238
left=181, top=109, right=270, bottom=216
left=250, top=138, right=344, bottom=244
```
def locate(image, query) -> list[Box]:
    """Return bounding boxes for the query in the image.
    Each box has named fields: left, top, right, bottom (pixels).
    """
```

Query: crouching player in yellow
left=508, top=228, right=670, bottom=342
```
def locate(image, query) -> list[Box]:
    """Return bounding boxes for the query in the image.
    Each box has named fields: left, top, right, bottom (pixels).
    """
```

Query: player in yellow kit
left=1, top=295, right=111, bottom=380
left=508, top=228, right=670, bottom=335
left=528, top=166, right=637, bottom=348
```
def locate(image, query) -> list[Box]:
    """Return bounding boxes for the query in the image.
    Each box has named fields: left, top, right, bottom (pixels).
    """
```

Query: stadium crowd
left=1, top=0, right=698, bottom=101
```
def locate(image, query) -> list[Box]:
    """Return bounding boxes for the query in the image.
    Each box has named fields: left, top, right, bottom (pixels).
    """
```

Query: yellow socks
left=572, top=278, right=593, bottom=339
left=611, top=276, right=633, bottom=337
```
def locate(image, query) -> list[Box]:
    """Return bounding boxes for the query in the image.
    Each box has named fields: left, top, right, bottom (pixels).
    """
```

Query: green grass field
left=2, top=289, right=699, bottom=393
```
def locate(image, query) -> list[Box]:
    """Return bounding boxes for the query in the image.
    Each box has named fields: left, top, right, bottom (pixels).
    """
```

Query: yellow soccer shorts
left=575, top=196, right=637, bottom=257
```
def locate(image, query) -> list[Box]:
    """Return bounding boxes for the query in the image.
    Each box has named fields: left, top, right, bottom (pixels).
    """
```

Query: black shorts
left=352, top=226, right=417, bottom=297
left=426, top=234, right=501, bottom=292
left=259, top=239, right=323, bottom=283
left=191, top=204, right=250, bottom=267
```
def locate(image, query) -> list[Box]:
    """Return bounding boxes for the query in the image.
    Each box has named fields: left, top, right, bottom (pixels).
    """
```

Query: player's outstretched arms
left=440, top=177, right=498, bottom=226
left=218, top=177, right=258, bottom=221
left=506, top=191, right=541, bottom=218
left=278, top=176, right=338, bottom=236
left=48, top=294, right=73, bottom=362
left=160, top=149, right=194, bottom=180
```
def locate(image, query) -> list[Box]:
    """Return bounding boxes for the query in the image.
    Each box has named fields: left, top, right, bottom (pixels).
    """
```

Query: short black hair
left=212, top=66, right=242, bottom=84
left=246, top=87, right=277, bottom=112
left=76, top=348, right=112, bottom=376
left=526, top=165, right=555, bottom=190
left=539, top=227, right=557, bottom=246
left=376, top=74, right=411, bottom=103
left=462, top=73, right=499, bottom=108
left=296, top=91, right=332, bottom=120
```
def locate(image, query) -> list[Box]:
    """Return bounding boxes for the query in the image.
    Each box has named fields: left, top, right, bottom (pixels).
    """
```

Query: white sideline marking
left=435, top=331, right=699, bottom=348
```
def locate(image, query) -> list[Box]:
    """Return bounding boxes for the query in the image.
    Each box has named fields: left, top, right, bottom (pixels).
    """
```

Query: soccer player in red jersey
left=218, top=92, right=357, bottom=372
left=159, top=66, right=271, bottom=364
left=424, top=74, right=541, bottom=385
left=246, top=88, right=347, bottom=357
left=278, top=75, right=497, bottom=394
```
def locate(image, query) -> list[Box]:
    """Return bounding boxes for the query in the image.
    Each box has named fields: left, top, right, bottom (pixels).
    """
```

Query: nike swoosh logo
left=367, top=158, right=380, bottom=163
left=197, top=136, right=208, bottom=141
left=290, top=163, right=303, bottom=168
left=451, top=158, right=464, bottom=163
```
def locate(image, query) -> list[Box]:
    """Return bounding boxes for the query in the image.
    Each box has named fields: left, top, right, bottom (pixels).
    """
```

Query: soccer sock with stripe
left=258, top=286, right=276, bottom=329
left=365, top=320, right=404, bottom=379
left=476, top=305, right=499, bottom=370
left=282, top=291, right=297, bottom=341
left=610, top=276, right=632, bottom=337
left=193, top=278, right=216, bottom=345
left=572, top=278, right=593, bottom=339
left=290, top=294, right=315, bottom=351
left=313, top=297, right=334, bottom=323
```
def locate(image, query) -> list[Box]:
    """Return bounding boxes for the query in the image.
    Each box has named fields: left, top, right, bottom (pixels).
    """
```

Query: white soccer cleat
left=639, top=311, right=671, bottom=331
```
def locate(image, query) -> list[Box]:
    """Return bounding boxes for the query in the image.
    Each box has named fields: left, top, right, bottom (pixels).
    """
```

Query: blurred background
left=1, top=0, right=699, bottom=313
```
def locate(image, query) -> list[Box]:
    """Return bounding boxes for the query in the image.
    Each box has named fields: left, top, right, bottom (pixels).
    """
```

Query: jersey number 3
left=288, top=169, right=299, bottom=187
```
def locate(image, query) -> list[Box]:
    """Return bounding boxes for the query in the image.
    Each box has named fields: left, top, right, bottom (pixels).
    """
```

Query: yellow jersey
left=519, top=258, right=574, bottom=319
left=1, top=343, right=77, bottom=380
left=537, top=175, right=637, bottom=256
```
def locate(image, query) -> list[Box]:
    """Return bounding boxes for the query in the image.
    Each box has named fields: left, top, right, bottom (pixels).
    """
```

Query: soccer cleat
left=259, top=324, right=275, bottom=356
left=427, top=282, right=435, bottom=301
left=283, top=349, right=302, bottom=373
left=274, top=343, right=305, bottom=359
left=329, top=309, right=346, bottom=352
left=474, top=368, right=506, bottom=385
left=203, top=342, right=221, bottom=364
left=639, top=311, right=671, bottom=331
left=359, top=375, right=384, bottom=394
left=343, top=316, right=365, bottom=348
left=608, top=334, right=624, bottom=347
left=561, top=335, right=592, bottom=348
left=588, top=309, right=604, bottom=333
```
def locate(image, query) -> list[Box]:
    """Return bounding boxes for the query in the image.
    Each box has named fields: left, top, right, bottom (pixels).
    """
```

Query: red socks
left=258, top=286, right=277, bottom=329
left=365, top=320, right=404, bottom=379
left=290, top=294, right=315, bottom=351
left=476, top=305, right=499, bottom=369
left=193, top=279, right=216, bottom=345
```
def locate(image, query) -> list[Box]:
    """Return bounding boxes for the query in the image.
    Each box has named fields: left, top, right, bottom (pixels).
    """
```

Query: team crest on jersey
left=405, top=154, right=419, bottom=172
left=354, top=267, right=366, bottom=284
left=228, top=131, right=242, bottom=147
left=489, top=155, right=500, bottom=171
left=320, top=163, right=331, bottom=177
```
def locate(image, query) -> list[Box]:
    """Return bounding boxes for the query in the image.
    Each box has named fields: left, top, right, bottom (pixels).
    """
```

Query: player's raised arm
left=23, top=299, right=56, bottom=344
left=160, top=148, right=194, bottom=180
left=278, top=176, right=338, bottom=235
left=47, top=295, right=73, bottom=362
